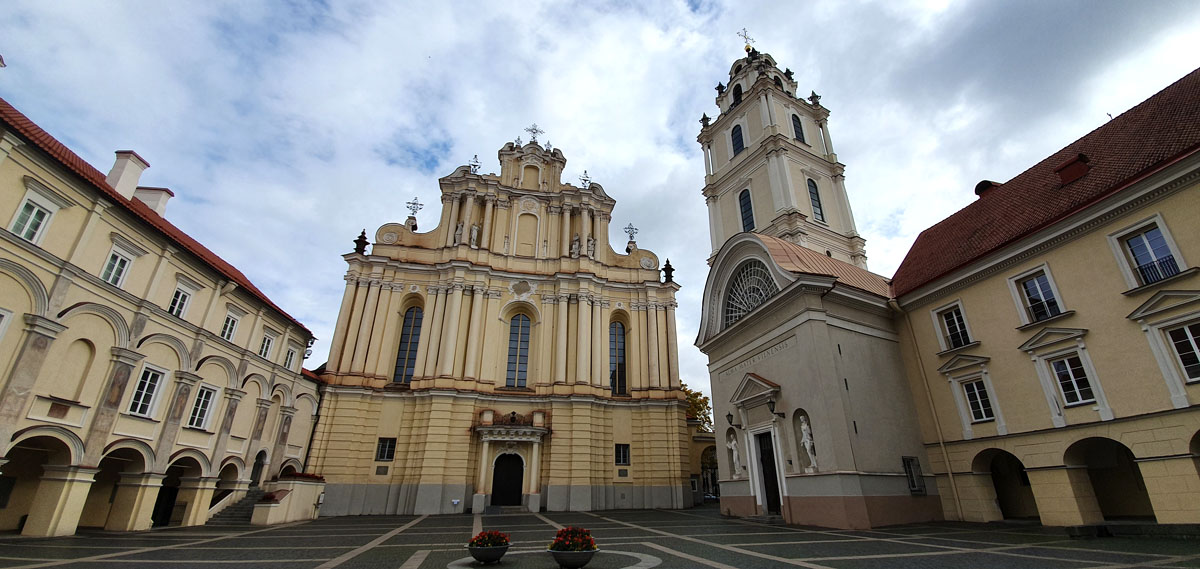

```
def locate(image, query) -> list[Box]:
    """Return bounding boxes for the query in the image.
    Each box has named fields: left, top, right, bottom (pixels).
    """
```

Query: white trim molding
left=1006, top=263, right=1067, bottom=326
left=1128, top=291, right=1200, bottom=409
left=1019, top=328, right=1111, bottom=426
left=1105, top=212, right=1188, bottom=290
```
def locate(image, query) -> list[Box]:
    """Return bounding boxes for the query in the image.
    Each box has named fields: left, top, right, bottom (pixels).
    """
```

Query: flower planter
left=548, top=548, right=597, bottom=568
left=467, top=544, right=509, bottom=564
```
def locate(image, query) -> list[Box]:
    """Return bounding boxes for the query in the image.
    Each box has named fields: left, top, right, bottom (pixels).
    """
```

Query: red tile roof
left=757, top=234, right=892, bottom=298
left=0, top=96, right=312, bottom=336
left=892, top=66, right=1200, bottom=298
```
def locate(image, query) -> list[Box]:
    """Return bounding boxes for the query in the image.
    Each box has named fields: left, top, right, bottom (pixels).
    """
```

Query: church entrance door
left=250, top=450, right=267, bottom=488
left=491, top=454, right=524, bottom=506
left=756, top=432, right=782, bottom=515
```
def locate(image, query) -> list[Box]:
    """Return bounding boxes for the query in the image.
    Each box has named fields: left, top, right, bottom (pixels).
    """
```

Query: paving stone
left=819, top=551, right=1095, bottom=569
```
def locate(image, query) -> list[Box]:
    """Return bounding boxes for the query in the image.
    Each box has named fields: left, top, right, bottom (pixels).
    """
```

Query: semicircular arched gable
left=136, top=333, right=193, bottom=371
left=696, top=234, right=794, bottom=344
left=196, top=355, right=238, bottom=388
left=56, top=302, right=131, bottom=348
left=0, top=259, right=49, bottom=316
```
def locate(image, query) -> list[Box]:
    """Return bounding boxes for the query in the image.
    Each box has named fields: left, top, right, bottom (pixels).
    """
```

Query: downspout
left=888, top=298, right=963, bottom=521
left=302, top=379, right=326, bottom=473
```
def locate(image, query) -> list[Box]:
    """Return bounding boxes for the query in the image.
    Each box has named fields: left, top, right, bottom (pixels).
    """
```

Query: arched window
left=774, top=76, right=783, bottom=89
left=738, top=190, right=754, bottom=232
left=392, top=307, right=422, bottom=383
left=792, top=115, right=806, bottom=143
left=807, top=179, right=825, bottom=222
left=732, top=84, right=743, bottom=106
left=731, top=125, right=745, bottom=156
left=724, top=259, right=779, bottom=327
left=609, top=322, right=627, bottom=395
left=506, top=314, right=531, bottom=387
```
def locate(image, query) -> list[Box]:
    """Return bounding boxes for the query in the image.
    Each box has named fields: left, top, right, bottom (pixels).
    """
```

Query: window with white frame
left=0, top=308, right=12, bottom=342
left=933, top=303, right=973, bottom=350
left=962, top=379, right=994, bottom=422
left=128, top=366, right=164, bottom=417
left=187, top=385, right=217, bottom=429
left=100, top=247, right=133, bottom=287
left=220, top=312, right=239, bottom=342
left=1167, top=321, right=1200, bottom=381
left=8, top=180, right=69, bottom=246
left=1050, top=354, right=1095, bottom=406
left=167, top=287, right=191, bottom=318
left=1018, top=271, right=1062, bottom=322
left=1108, top=215, right=1188, bottom=289
left=615, top=443, right=631, bottom=466
left=258, top=332, right=276, bottom=359
left=376, top=437, right=396, bottom=461
left=284, top=347, right=297, bottom=371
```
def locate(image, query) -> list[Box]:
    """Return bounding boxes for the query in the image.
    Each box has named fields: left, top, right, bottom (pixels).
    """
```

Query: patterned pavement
left=1, top=505, right=1198, bottom=568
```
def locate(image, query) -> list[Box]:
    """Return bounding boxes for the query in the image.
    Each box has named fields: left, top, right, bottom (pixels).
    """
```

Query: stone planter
left=548, top=548, right=597, bottom=568
left=467, top=544, right=509, bottom=564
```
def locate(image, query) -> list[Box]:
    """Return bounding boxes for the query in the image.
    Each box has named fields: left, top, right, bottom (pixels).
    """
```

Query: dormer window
left=792, top=115, right=806, bottom=144
left=732, top=84, right=743, bottom=106
left=731, top=125, right=745, bottom=156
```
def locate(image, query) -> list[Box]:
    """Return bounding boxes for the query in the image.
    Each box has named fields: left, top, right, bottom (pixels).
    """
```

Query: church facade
left=307, top=137, right=691, bottom=515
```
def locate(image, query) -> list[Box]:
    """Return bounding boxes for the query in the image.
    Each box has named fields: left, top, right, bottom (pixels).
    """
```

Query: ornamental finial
left=406, top=196, right=424, bottom=216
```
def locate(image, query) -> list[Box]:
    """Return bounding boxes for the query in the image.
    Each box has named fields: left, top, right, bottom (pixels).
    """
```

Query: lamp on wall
left=766, top=398, right=786, bottom=419
left=726, top=411, right=742, bottom=428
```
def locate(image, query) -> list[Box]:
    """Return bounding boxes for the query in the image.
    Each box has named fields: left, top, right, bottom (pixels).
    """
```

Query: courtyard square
left=1, top=505, right=1197, bottom=569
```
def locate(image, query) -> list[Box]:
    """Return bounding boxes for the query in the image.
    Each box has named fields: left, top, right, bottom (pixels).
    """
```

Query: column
left=21, top=466, right=98, bottom=537
left=1026, top=467, right=1103, bottom=526
left=1139, top=456, right=1200, bottom=523
left=339, top=281, right=369, bottom=374
left=665, top=301, right=680, bottom=389
left=560, top=205, right=572, bottom=256
left=438, top=194, right=454, bottom=244
left=580, top=207, right=592, bottom=249
left=325, top=275, right=358, bottom=371
left=371, top=283, right=404, bottom=378
left=436, top=283, right=465, bottom=377
left=349, top=278, right=381, bottom=374
left=703, top=143, right=713, bottom=176
left=554, top=294, right=568, bottom=383
left=472, top=439, right=491, bottom=513
left=575, top=294, right=591, bottom=384
left=104, top=473, right=165, bottom=531
left=758, top=92, right=771, bottom=128
left=591, top=298, right=604, bottom=387
left=0, top=315, right=67, bottom=450
left=705, top=195, right=721, bottom=253
left=819, top=118, right=836, bottom=162
left=248, top=398, right=273, bottom=453
left=81, top=347, right=145, bottom=465
left=176, top=477, right=219, bottom=527
left=646, top=303, right=661, bottom=388
left=462, top=193, right=477, bottom=233
left=151, top=371, right=202, bottom=472
left=463, top=286, right=486, bottom=379
left=268, top=406, right=296, bottom=477
left=480, top=196, right=495, bottom=250
left=527, top=440, right=543, bottom=512
left=445, top=195, right=462, bottom=246
left=636, top=304, right=649, bottom=391
left=420, top=286, right=446, bottom=378
left=211, top=388, right=245, bottom=460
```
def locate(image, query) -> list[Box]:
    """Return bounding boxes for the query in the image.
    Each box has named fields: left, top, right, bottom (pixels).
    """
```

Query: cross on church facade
left=468, top=154, right=481, bottom=174
left=524, top=123, right=544, bottom=143
left=406, top=196, right=424, bottom=217
left=579, top=170, right=591, bottom=188
left=737, top=28, right=755, bottom=47
left=624, top=223, right=638, bottom=241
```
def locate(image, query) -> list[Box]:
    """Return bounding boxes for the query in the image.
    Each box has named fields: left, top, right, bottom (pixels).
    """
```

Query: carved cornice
left=474, top=425, right=549, bottom=442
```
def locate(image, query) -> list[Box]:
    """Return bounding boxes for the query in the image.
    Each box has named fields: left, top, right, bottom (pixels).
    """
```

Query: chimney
left=1054, top=153, right=1090, bottom=185
left=105, top=150, right=150, bottom=199
left=974, top=180, right=999, bottom=197
left=133, top=186, right=174, bottom=216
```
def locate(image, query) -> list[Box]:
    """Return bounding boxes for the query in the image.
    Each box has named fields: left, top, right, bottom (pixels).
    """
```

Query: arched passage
left=1064, top=438, right=1155, bottom=521
left=971, top=449, right=1039, bottom=520
left=250, top=450, right=268, bottom=487
left=0, top=434, right=81, bottom=535
left=491, top=453, right=524, bottom=506
left=151, top=456, right=205, bottom=527
left=78, top=447, right=148, bottom=529
left=700, top=445, right=718, bottom=497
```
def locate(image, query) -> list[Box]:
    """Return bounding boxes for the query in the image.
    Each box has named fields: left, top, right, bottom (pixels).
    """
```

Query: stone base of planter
left=467, top=545, right=509, bottom=564
left=548, top=548, right=597, bottom=568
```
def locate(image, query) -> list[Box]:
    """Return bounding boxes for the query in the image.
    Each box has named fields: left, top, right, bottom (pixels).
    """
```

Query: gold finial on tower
left=737, top=28, right=755, bottom=52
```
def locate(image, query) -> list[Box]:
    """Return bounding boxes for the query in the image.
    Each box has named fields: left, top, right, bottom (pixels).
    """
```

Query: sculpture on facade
left=570, top=233, right=581, bottom=258
left=586, top=235, right=596, bottom=258
left=726, top=433, right=743, bottom=477
left=799, top=415, right=818, bottom=473
left=454, top=222, right=464, bottom=245
left=469, top=223, right=480, bottom=248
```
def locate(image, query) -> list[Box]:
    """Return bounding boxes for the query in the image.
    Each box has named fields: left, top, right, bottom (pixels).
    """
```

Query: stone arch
left=0, top=258, right=49, bottom=316
left=166, top=448, right=213, bottom=478
left=136, top=333, right=193, bottom=371
left=79, top=445, right=152, bottom=529
left=295, top=392, right=319, bottom=414
left=220, top=455, right=246, bottom=478
left=278, top=458, right=303, bottom=476
left=970, top=448, right=1039, bottom=521
left=399, top=292, right=425, bottom=312
left=8, top=425, right=84, bottom=465
left=102, top=438, right=156, bottom=471
left=270, top=383, right=293, bottom=407
left=196, top=355, right=237, bottom=389
left=242, top=373, right=270, bottom=396
left=1064, top=437, right=1155, bottom=521
left=698, top=234, right=795, bottom=343
left=498, top=299, right=540, bottom=324
left=56, top=302, right=130, bottom=348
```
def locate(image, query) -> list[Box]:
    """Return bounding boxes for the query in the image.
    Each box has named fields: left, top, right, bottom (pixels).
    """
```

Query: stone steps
left=206, top=489, right=265, bottom=526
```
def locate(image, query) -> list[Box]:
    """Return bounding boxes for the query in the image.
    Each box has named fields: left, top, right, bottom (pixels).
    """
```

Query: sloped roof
left=0, top=96, right=311, bottom=336
left=892, top=66, right=1200, bottom=298
left=757, top=234, right=891, bottom=297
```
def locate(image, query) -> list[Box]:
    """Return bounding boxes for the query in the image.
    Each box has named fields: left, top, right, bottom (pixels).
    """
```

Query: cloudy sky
left=3, top=0, right=1199, bottom=405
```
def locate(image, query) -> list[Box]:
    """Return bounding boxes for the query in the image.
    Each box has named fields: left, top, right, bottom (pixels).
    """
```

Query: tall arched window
left=392, top=307, right=423, bottom=383
left=724, top=259, right=779, bottom=328
left=807, top=179, right=825, bottom=223
left=609, top=322, right=627, bottom=395
left=731, top=125, right=745, bottom=156
left=506, top=314, right=531, bottom=387
left=773, top=76, right=783, bottom=89
left=732, top=84, right=743, bottom=106
left=738, top=190, right=755, bottom=232
left=792, top=114, right=806, bottom=143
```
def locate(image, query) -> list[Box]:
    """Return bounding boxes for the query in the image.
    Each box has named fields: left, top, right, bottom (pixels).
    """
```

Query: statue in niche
left=469, top=223, right=479, bottom=248
left=503, top=236, right=510, bottom=254
left=726, top=433, right=743, bottom=477
left=570, top=233, right=581, bottom=258
left=799, top=415, right=818, bottom=473
left=542, top=240, right=548, bottom=257
left=586, top=235, right=596, bottom=258
left=453, top=222, right=464, bottom=245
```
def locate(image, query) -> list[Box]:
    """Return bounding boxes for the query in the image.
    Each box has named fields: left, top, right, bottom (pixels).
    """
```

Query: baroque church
left=306, top=132, right=692, bottom=515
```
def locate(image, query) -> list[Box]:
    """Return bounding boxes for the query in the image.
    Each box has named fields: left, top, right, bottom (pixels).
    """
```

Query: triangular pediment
left=937, top=354, right=991, bottom=374
left=1127, top=290, right=1200, bottom=321
left=1017, top=327, right=1088, bottom=352
left=731, top=373, right=780, bottom=405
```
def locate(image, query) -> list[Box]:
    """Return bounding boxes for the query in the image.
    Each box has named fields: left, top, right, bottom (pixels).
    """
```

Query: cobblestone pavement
left=2, top=505, right=1199, bottom=569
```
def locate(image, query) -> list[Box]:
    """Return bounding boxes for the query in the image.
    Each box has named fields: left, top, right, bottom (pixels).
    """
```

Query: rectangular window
left=1051, top=355, right=1095, bottom=405
left=902, top=456, right=926, bottom=495
left=1124, top=225, right=1180, bottom=285
left=187, top=386, right=216, bottom=429
left=615, top=443, right=631, bottom=466
left=807, top=179, right=825, bottom=223
left=1019, top=272, right=1061, bottom=322
left=1167, top=322, right=1200, bottom=381
left=962, top=380, right=994, bottom=422
left=220, top=314, right=239, bottom=342
left=939, top=306, right=971, bottom=349
left=258, top=334, right=274, bottom=359
left=376, top=437, right=396, bottom=461
left=128, top=367, right=163, bottom=417
left=101, top=250, right=132, bottom=287
left=167, top=288, right=191, bottom=318
left=10, top=200, right=50, bottom=243
left=284, top=348, right=297, bottom=370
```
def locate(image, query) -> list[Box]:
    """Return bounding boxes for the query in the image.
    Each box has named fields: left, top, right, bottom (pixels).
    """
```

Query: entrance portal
left=249, top=451, right=266, bottom=488
left=491, top=454, right=524, bottom=506
left=755, top=432, right=781, bottom=515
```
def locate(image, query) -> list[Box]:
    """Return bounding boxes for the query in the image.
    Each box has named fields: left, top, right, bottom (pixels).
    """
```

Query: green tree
left=681, top=382, right=713, bottom=433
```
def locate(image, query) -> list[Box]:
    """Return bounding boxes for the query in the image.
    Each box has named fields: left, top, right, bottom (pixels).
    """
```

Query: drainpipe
left=302, top=380, right=326, bottom=473
left=888, top=299, right=963, bottom=521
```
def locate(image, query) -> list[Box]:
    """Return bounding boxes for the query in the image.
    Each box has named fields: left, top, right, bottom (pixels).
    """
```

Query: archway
left=700, top=446, right=718, bottom=497
left=491, top=454, right=524, bottom=506
left=1064, top=438, right=1155, bottom=521
left=1, top=435, right=78, bottom=534
left=78, top=447, right=147, bottom=528
left=213, top=462, right=241, bottom=508
left=250, top=450, right=267, bottom=487
left=151, top=456, right=204, bottom=527
left=972, top=449, right=1038, bottom=520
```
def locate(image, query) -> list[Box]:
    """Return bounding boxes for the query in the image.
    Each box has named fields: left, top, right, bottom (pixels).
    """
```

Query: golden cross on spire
left=737, top=28, right=755, bottom=48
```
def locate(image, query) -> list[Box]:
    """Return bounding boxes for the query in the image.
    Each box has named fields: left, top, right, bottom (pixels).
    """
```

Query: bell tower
left=697, top=43, right=867, bottom=268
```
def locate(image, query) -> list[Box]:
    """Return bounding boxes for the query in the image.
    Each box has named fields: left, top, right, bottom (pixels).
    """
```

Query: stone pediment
left=731, top=372, right=780, bottom=405
left=1017, top=327, right=1088, bottom=352
left=937, top=354, right=990, bottom=374
left=1127, top=290, right=1200, bottom=321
